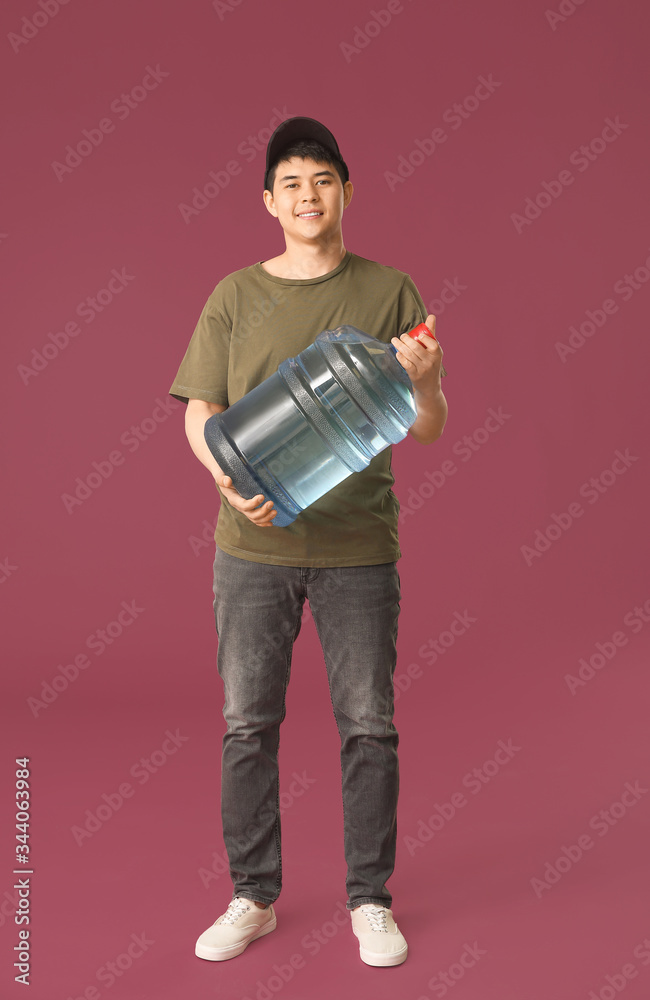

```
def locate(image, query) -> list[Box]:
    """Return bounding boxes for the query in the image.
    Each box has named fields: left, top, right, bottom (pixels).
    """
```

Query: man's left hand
left=391, top=314, right=444, bottom=393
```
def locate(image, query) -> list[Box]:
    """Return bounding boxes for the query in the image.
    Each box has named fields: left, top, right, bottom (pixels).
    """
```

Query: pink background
left=2, top=0, right=649, bottom=998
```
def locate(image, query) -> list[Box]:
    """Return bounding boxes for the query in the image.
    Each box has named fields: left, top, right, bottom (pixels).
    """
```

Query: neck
left=276, top=236, right=347, bottom=279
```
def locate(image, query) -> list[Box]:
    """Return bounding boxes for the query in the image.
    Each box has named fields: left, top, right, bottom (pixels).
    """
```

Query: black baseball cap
left=264, top=116, right=349, bottom=192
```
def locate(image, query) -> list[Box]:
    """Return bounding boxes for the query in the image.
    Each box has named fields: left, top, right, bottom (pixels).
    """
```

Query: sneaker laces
left=360, top=904, right=389, bottom=932
left=219, top=897, right=252, bottom=925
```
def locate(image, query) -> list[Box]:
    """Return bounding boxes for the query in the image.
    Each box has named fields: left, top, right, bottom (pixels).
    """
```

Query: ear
left=343, top=180, right=354, bottom=209
left=263, top=189, right=278, bottom=218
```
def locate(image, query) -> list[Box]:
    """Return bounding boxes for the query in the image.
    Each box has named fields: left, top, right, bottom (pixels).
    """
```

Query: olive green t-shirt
left=169, top=250, right=431, bottom=567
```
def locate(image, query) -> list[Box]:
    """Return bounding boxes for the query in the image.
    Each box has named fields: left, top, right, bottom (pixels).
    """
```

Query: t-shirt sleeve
left=168, top=282, right=233, bottom=406
left=398, top=274, right=448, bottom=377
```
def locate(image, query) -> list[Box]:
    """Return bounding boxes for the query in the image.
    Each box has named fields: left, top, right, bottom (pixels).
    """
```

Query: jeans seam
left=309, top=607, right=354, bottom=906
left=273, top=615, right=301, bottom=896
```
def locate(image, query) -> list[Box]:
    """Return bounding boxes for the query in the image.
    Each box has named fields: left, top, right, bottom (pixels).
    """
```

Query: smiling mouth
left=297, top=212, right=323, bottom=218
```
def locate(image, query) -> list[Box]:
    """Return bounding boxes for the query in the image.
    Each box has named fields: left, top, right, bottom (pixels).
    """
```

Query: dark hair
left=266, top=139, right=348, bottom=193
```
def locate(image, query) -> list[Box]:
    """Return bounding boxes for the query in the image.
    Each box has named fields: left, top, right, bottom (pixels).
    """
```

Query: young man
left=169, top=117, right=448, bottom=968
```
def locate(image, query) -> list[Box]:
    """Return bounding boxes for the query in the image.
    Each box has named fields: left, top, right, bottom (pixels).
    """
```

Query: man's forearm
left=408, top=387, right=448, bottom=445
left=185, top=400, right=227, bottom=480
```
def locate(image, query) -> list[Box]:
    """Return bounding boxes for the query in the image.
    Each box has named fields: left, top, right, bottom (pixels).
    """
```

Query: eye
left=285, top=179, right=330, bottom=188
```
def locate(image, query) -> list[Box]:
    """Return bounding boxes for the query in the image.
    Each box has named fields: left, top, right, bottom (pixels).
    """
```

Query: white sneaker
left=351, top=903, right=408, bottom=967
left=195, top=897, right=277, bottom=961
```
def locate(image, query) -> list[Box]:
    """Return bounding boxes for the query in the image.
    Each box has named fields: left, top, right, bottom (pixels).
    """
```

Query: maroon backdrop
left=2, top=1, right=649, bottom=998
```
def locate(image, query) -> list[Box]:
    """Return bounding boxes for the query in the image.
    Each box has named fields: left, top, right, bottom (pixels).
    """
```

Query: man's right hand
left=184, top=400, right=278, bottom=528
left=217, top=476, right=278, bottom=527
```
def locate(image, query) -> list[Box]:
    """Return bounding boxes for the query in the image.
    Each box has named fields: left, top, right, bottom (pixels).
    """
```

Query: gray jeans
left=212, top=545, right=402, bottom=911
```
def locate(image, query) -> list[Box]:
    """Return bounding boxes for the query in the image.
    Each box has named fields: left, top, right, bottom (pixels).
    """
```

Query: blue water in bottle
left=204, top=324, right=427, bottom=526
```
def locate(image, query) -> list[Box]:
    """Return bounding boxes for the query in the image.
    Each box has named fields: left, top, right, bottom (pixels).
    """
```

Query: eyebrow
left=278, top=169, right=336, bottom=182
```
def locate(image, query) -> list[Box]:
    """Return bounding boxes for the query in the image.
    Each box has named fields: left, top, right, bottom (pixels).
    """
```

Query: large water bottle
left=204, top=323, right=435, bottom=526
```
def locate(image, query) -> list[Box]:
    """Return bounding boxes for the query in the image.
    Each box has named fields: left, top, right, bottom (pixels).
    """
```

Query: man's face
left=263, top=157, right=353, bottom=243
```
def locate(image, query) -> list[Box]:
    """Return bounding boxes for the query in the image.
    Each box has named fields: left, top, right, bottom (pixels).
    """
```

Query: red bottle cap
left=406, top=322, right=436, bottom=342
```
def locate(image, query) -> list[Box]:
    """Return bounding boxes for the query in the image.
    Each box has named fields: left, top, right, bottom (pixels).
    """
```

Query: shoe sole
left=195, top=913, right=277, bottom=962
left=356, top=939, right=408, bottom=967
